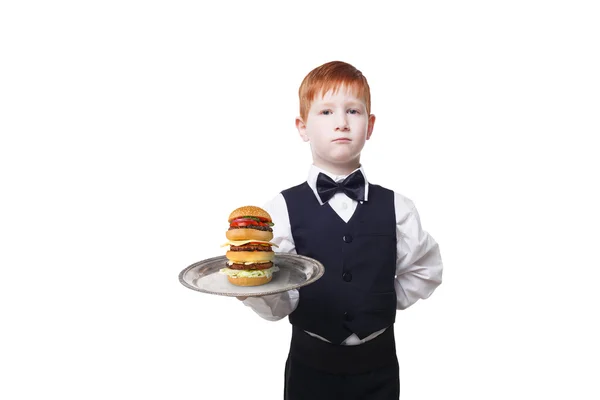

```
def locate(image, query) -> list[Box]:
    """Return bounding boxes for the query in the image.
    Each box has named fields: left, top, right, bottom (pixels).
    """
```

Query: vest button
left=344, top=312, right=354, bottom=322
left=342, top=272, right=353, bottom=282
left=343, top=234, right=353, bottom=243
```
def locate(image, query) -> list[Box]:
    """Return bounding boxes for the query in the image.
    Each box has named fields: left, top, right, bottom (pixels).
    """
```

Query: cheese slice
left=220, top=240, right=279, bottom=248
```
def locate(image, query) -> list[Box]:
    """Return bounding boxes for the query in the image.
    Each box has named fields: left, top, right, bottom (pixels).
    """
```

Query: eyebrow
left=318, top=101, right=364, bottom=108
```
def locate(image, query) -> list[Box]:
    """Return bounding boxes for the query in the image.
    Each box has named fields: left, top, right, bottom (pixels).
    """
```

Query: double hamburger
left=219, top=206, right=279, bottom=287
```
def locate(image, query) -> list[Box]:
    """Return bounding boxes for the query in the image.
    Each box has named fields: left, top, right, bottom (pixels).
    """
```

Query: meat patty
left=227, top=261, right=274, bottom=270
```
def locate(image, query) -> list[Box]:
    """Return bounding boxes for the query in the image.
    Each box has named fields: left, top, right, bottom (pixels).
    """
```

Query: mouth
left=332, top=138, right=351, bottom=142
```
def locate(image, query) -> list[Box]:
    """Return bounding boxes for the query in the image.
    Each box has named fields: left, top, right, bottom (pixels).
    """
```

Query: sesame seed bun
left=228, top=206, right=272, bottom=223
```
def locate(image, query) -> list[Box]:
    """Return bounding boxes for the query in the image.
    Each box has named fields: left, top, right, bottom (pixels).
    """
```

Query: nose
left=335, top=114, right=349, bottom=131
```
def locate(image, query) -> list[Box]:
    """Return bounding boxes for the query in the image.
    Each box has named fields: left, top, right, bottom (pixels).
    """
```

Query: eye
left=320, top=110, right=332, bottom=115
left=347, top=109, right=360, bottom=115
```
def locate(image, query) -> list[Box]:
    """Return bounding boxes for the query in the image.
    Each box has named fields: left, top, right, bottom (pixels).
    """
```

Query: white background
left=1, top=1, right=599, bottom=399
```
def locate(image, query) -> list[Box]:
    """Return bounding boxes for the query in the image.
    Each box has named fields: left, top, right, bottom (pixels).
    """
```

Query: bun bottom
left=227, top=275, right=273, bottom=287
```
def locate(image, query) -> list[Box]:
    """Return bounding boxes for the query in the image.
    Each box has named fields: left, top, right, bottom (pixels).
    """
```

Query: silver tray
left=179, top=253, right=325, bottom=297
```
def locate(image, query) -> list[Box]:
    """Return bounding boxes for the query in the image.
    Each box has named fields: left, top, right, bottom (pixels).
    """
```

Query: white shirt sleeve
left=241, top=193, right=300, bottom=321
left=394, top=193, right=443, bottom=310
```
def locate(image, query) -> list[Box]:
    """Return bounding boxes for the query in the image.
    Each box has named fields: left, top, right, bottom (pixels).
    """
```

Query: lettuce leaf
left=219, top=266, right=280, bottom=278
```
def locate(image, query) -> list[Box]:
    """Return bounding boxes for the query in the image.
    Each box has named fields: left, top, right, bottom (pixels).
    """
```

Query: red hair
left=298, top=61, right=371, bottom=122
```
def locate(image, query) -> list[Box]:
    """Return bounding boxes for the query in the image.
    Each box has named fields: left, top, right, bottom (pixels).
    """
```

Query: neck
left=313, top=159, right=360, bottom=176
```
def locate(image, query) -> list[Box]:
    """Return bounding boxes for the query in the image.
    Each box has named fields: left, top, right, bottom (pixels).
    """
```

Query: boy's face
left=296, top=87, right=375, bottom=173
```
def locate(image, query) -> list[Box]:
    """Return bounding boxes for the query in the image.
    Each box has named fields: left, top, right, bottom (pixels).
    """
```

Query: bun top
left=228, top=205, right=272, bottom=222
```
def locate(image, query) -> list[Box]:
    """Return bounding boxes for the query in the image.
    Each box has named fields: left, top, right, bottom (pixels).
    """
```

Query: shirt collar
left=307, top=164, right=370, bottom=205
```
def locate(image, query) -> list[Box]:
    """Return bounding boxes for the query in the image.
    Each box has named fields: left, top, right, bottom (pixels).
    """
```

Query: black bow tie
left=316, top=170, right=366, bottom=204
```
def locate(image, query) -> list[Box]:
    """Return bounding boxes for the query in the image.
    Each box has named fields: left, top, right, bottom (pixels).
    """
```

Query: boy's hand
left=236, top=296, right=248, bottom=301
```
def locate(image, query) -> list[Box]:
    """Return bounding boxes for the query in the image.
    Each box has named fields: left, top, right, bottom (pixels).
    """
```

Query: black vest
left=282, top=182, right=397, bottom=345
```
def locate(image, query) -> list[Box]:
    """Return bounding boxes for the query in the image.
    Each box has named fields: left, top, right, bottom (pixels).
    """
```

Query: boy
left=239, top=61, right=443, bottom=399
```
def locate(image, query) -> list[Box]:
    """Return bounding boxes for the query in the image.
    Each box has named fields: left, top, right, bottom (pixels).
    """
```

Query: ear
left=366, top=114, right=376, bottom=140
left=296, top=117, right=309, bottom=142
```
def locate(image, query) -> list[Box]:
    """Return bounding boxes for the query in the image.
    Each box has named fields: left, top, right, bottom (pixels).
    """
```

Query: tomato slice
left=231, top=221, right=255, bottom=227
left=230, top=217, right=273, bottom=227
left=229, top=216, right=272, bottom=227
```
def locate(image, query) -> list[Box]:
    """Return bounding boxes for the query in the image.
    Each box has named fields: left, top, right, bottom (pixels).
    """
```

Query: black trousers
left=284, top=326, right=400, bottom=400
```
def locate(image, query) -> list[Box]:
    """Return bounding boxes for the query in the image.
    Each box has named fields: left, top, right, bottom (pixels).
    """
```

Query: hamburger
left=219, top=206, right=280, bottom=287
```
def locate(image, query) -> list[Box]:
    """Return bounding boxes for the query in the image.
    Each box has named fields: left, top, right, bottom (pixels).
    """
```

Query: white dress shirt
left=242, top=164, right=443, bottom=345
